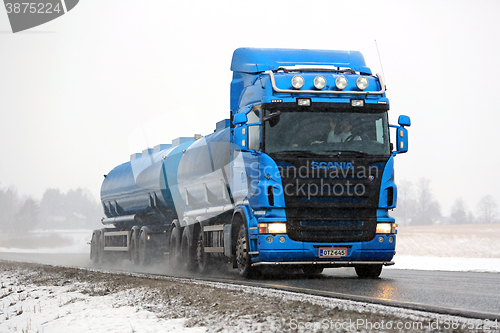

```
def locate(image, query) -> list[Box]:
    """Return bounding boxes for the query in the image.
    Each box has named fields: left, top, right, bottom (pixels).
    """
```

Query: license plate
left=318, top=247, right=347, bottom=258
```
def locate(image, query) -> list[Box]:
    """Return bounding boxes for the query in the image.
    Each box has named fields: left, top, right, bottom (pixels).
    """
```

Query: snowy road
left=0, top=252, right=498, bottom=321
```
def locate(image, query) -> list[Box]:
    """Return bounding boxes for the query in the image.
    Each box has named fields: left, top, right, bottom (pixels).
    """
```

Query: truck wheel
left=138, top=231, right=150, bottom=266
left=97, top=231, right=106, bottom=264
left=129, top=231, right=139, bottom=265
left=169, top=226, right=181, bottom=269
left=355, top=264, right=383, bottom=278
left=90, top=231, right=98, bottom=264
left=235, top=225, right=258, bottom=278
left=195, top=230, right=211, bottom=273
left=181, top=228, right=195, bottom=272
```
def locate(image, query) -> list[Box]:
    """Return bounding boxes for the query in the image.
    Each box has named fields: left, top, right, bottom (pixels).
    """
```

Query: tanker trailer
left=90, top=120, right=239, bottom=269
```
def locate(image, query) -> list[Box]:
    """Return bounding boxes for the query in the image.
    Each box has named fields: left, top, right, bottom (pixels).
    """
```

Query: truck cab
left=229, top=48, right=410, bottom=277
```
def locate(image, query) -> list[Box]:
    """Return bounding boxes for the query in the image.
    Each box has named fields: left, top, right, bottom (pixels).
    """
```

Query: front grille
left=287, top=215, right=377, bottom=242
left=273, top=156, right=387, bottom=243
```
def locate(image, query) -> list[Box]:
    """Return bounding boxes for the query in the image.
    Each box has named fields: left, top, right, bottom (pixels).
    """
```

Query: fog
left=1, top=1, right=500, bottom=220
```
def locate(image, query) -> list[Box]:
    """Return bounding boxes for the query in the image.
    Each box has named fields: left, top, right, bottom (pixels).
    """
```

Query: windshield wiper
left=263, top=111, right=281, bottom=122
left=322, top=150, right=369, bottom=157
left=271, top=150, right=321, bottom=157
left=263, top=111, right=281, bottom=127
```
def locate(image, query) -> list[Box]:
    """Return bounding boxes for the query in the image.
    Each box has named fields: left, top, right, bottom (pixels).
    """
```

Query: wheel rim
left=236, top=233, right=248, bottom=273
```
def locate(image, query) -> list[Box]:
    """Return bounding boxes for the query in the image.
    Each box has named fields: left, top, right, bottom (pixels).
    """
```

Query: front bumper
left=251, top=233, right=396, bottom=267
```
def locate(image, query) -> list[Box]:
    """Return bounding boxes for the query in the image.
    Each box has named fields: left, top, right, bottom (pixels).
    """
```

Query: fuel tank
left=100, top=121, right=234, bottom=229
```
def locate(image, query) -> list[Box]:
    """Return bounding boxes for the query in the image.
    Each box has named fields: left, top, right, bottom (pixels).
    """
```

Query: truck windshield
left=263, top=104, right=391, bottom=156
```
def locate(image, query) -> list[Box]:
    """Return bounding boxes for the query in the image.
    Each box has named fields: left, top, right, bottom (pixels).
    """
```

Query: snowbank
left=1, top=261, right=495, bottom=333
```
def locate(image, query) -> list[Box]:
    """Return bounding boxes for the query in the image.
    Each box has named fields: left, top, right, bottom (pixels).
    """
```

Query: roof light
left=291, top=75, right=304, bottom=89
left=313, top=76, right=327, bottom=90
left=356, top=76, right=369, bottom=91
left=335, top=75, right=348, bottom=90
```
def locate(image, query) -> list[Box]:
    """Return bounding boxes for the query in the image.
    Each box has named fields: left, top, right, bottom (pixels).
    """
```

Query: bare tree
left=477, top=195, right=497, bottom=224
left=413, top=178, right=441, bottom=225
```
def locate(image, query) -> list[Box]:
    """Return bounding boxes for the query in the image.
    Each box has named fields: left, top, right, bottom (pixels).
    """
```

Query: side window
left=247, top=109, right=260, bottom=123
left=375, top=118, right=384, bottom=143
left=247, top=105, right=261, bottom=151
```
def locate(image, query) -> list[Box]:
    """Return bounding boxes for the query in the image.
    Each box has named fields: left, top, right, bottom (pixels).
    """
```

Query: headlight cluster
left=290, top=75, right=369, bottom=91
left=376, top=223, right=397, bottom=234
left=258, top=222, right=287, bottom=234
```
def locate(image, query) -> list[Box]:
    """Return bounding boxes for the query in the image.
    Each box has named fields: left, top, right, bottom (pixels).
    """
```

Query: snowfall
left=0, top=224, right=499, bottom=332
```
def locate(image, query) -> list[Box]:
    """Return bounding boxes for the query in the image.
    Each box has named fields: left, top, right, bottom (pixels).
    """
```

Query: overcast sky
left=1, top=0, right=499, bottom=216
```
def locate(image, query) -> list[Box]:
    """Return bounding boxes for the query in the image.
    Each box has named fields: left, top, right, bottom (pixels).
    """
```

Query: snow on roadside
left=0, top=276, right=205, bottom=333
left=0, top=268, right=209, bottom=333
left=1, top=261, right=497, bottom=333
left=388, top=255, right=500, bottom=273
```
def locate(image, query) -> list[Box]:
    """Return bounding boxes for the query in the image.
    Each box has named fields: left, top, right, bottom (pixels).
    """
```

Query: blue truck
left=90, top=48, right=411, bottom=278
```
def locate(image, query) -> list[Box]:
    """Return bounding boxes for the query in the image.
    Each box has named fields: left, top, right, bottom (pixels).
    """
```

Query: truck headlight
left=376, top=223, right=397, bottom=234
left=258, top=223, right=287, bottom=234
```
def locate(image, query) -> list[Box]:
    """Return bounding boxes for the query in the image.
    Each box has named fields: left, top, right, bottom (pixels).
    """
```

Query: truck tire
left=138, top=231, right=150, bottom=266
left=97, top=231, right=106, bottom=264
left=195, top=229, right=211, bottom=273
left=169, top=226, right=181, bottom=269
left=129, top=230, right=139, bottom=265
left=181, top=227, right=195, bottom=272
left=90, top=231, right=99, bottom=264
left=355, top=264, right=383, bottom=278
left=235, top=225, right=258, bottom=278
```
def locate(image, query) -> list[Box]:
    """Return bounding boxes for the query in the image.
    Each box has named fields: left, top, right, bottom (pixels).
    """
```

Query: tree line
left=1, top=179, right=497, bottom=231
left=0, top=186, right=103, bottom=232
left=393, top=178, right=498, bottom=225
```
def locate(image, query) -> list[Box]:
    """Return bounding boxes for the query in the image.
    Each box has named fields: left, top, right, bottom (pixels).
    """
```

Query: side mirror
left=398, top=115, right=411, bottom=127
left=233, top=113, right=248, bottom=126
left=391, top=115, right=410, bottom=155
